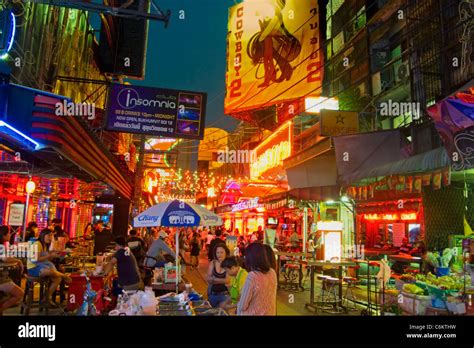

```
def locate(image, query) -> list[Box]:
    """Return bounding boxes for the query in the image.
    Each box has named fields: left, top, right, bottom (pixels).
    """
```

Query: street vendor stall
left=133, top=200, right=223, bottom=293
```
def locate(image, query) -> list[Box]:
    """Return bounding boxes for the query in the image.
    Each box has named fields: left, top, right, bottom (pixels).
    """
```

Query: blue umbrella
left=133, top=200, right=222, bottom=228
left=133, top=200, right=222, bottom=292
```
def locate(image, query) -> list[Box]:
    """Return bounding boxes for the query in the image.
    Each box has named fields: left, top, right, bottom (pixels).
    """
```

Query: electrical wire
left=173, top=0, right=459, bottom=151
left=179, top=4, right=320, bottom=142
left=177, top=0, right=384, bottom=147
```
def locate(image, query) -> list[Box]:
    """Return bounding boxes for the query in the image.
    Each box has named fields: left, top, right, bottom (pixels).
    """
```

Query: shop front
left=0, top=83, right=133, bottom=238
left=216, top=197, right=266, bottom=235
left=356, top=198, right=423, bottom=249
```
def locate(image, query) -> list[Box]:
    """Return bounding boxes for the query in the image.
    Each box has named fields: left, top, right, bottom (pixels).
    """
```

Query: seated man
left=144, top=231, right=176, bottom=268
left=104, top=237, right=143, bottom=291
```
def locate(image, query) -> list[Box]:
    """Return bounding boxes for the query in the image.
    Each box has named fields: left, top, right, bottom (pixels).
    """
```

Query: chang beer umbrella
left=133, top=200, right=222, bottom=292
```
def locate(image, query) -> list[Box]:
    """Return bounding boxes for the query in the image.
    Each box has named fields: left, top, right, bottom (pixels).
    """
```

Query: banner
left=442, top=167, right=451, bottom=186
left=225, top=0, right=322, bottom=115
left=105, top=83, right=207, bottom=139
left=405, top=176, right=413, bottom=193
left=397, top=175, right=406, bottom=191
left=414, top=175, right=422, bottom=193
left=432, top=171, right=442, bottom=190
left=422, top=173, right=432, bottom=186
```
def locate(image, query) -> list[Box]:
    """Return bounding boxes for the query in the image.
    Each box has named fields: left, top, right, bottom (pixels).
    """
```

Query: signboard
left=8, top=203, right=24, bottom=226
left=317, top=221, right=343, bottom=231
left=106, top=84, right=207, bottom=140
left=320, top=110, right=359, bottom=136
left=232, top=197, right=260, bottom=212
left=250, top=121, right=292, bottom=179
left=225, top=0, right=322, bottom=115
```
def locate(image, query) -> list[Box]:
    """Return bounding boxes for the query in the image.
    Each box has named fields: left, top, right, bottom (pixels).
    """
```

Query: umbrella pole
left=176, top=228, right=179, bottom=294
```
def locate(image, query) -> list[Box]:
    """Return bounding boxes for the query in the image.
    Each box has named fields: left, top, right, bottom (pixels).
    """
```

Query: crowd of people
left=112, top=225, right=278, bottom=315
left=1, top=219, right=279, bottom=315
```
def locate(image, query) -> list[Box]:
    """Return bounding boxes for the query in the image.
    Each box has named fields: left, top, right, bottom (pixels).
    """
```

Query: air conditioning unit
left=395, top=61, right=410, bottom=84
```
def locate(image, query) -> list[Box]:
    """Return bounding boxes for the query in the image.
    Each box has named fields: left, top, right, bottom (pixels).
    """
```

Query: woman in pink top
left=237, top=243, right=277, bottom=315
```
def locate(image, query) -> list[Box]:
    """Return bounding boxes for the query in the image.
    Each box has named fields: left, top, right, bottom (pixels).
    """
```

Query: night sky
left=132, top=0, right=239, bottom=132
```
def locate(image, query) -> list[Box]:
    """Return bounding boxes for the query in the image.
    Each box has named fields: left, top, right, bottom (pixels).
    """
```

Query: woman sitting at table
left=0, top=225, right=24, bottom=315
left=27, top=228, right=72, bottom=307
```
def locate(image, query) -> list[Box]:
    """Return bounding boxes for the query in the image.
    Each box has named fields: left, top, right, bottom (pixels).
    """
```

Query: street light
left=26, top=180, right=36, bottom=194
left=341, top=196, right=350, bottom=203
left=22, top=178, right=35, bottom=241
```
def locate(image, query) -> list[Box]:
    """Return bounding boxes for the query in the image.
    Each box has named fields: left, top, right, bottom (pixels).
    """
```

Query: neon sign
left=401, top=213, right=417, bottom=221
left=363, top=212, right=418, bottom=221
left=232, top=197, right=260, bottom=212
left=250, top=121, right=292, bottom=179
left=0, top=120, right=40, bottom=150
left=0, top=10, right=16, bottom=60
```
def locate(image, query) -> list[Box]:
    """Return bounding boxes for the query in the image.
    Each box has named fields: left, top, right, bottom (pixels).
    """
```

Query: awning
left=340, top=147, right=450, bottom=184
left=260, top=185, right=340, bottom=204
left=0, top=83, right=133, bottom=199
left=283, top=137, right=338, bottom=189
left=288, top=186, right=340, bottom=201
left=333, top=129, right=405, bottom=182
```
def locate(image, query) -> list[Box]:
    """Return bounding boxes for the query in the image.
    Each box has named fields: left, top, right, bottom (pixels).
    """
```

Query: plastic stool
left=316, top=275, right=331, bottom=311
left=343, top=276, right=360, bottom=311
left=322, top=277, right=343, bottom=314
